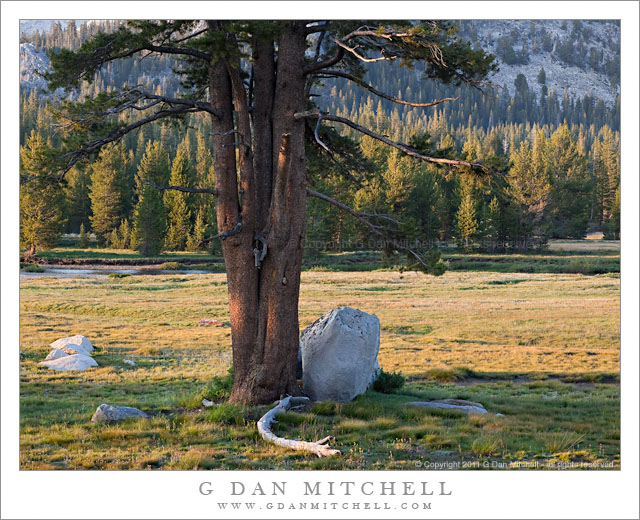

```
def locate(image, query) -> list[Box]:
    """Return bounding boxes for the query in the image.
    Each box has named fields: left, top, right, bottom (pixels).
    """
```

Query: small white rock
left=44, top=349, right=69, bottom=361
left=405, top=399, right=488, bottom=414
left=202, top=399, right=214, bottom=408
left=91, top=404, right=148, bottom=422
left=124, top=359, right=136, bottom=366
left=50, top=335, right=94, bottom=354
left=39, top=353, right=98, bottom=371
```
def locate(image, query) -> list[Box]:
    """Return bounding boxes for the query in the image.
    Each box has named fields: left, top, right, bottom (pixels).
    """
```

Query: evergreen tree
left=186, top=207, right=207, bottom=251
left=64, top=166, right=92, bottom=232
left=133, top=186, right=165, bottom=256
left=164, top=140, right=194, bottom=251
left=507, top=128, right=551, bottom=236
left=194, top=129, right=217, bottom=239
left=19, top=131, right=66, bottom=255
left=593, top=125, right=620, bottom=227
left=603, top=185, right=620, bottom=240
left=545, top=123, right=591, bottom=237
left=89, top=142, right=129, bottom=244
left=78, top=222, right=89, bottom=248
left=456, top=174, right=478, bottom=248
left=132, top=141, right=169, bottom=256
left=109, top=218, right=132, bottom=249
left=485, top=196, right=501, bottom=242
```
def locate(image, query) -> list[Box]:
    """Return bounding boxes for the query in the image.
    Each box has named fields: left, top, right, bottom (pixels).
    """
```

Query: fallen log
left=257, top=396, right=341, bottom=457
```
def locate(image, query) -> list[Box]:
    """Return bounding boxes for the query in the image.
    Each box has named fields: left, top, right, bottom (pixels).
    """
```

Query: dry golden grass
left=548, top=239, right=620, bottom=252
left=18, top=269, right=620, bottom=470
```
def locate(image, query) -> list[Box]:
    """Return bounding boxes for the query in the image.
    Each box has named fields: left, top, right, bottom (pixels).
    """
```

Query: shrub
left=158, top=261, right=182, bottom=270
left=180, top=366, right=235, bottom=409
left=372, top=370, right=405, bottom=394
left=108, top=272, right=131, bottom=279
left=425, top=367, right=474, bottom=382
left=20, top=263, right=45, bottom=273
left=78, top=223, right=89, bottom=248
left=565, top=258, right=610, bottom=275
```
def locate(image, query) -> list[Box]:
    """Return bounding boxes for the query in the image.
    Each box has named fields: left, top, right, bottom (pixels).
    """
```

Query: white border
left=2, top=2, right=638, bottom=519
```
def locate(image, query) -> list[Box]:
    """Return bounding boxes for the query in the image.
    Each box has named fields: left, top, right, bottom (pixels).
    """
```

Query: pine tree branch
left=303, top=47, right=345, bottom=74
left=170, top=27, right=209, bottom=44
left=306, top=189, right=443, bottom=274
left=145, top=181, right=218, bottom=195
left=59, top=105, right=198, bottom=175
left=314, top=70, right=459, bottom=108
left=306, top=188, right=388, bottom=234
left=128, top=89, right=219, bottom=116
left=295, top=111, right=488, bottom=173
left=139, top=43, right=211, bottom=61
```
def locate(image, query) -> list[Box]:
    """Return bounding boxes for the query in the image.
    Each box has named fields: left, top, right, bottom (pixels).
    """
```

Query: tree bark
left=210, top=22, right=308, bottom=405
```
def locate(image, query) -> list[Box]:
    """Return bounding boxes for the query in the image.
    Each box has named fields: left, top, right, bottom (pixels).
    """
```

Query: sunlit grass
left=19, top=268, right=619, bottom=470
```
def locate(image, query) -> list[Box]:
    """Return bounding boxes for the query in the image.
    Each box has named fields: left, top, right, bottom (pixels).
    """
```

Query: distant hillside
left=18, top=19, right=620, bottom=245
left=459, top=20, right=620, bottom=106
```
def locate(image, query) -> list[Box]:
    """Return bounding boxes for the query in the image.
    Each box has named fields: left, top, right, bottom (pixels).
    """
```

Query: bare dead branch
left=296, top=111, right=488, bottom=172
left=342, top=29, right=411, bottom=41
left=313, top=115, right=331, bottom=153
left=257, top=396, right=340, bottom=457
left=307, top=188, right=443, bottom=273
left=332, top=38, right=389, bottom=63
left=307, top=189, right=386, bottom=234
left=199, top=221, right=243, bottom=245
left=315, top=69, right=459, bottom=108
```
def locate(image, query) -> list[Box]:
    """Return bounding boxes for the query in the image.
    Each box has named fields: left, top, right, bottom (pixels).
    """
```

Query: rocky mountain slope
left=19, top=42, right=50, bottom=90
left=461, top=20, right=620, bottom=106
left=20, top=19, right=620, bottom=108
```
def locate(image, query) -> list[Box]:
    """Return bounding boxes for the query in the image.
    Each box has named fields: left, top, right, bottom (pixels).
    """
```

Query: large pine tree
left=44, top=20, right=496, bottom=404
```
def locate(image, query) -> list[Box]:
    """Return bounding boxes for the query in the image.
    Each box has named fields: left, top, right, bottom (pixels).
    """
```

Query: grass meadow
left=19, top=242, right=620, bottom=470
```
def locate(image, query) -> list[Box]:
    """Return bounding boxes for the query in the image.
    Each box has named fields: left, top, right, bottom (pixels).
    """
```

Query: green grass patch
left=382, top=324, right=433, bottom=335
left=20, top=263, right=46, bottom=272
left=207, top=404, right=246, bottom=426
left=19, top=265, right=619, bottom=470
left=179, top=368, right=234, bottom=409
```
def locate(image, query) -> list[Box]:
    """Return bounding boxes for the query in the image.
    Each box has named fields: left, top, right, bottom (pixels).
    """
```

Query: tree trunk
left=209, top=22, right=308, bottom=405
